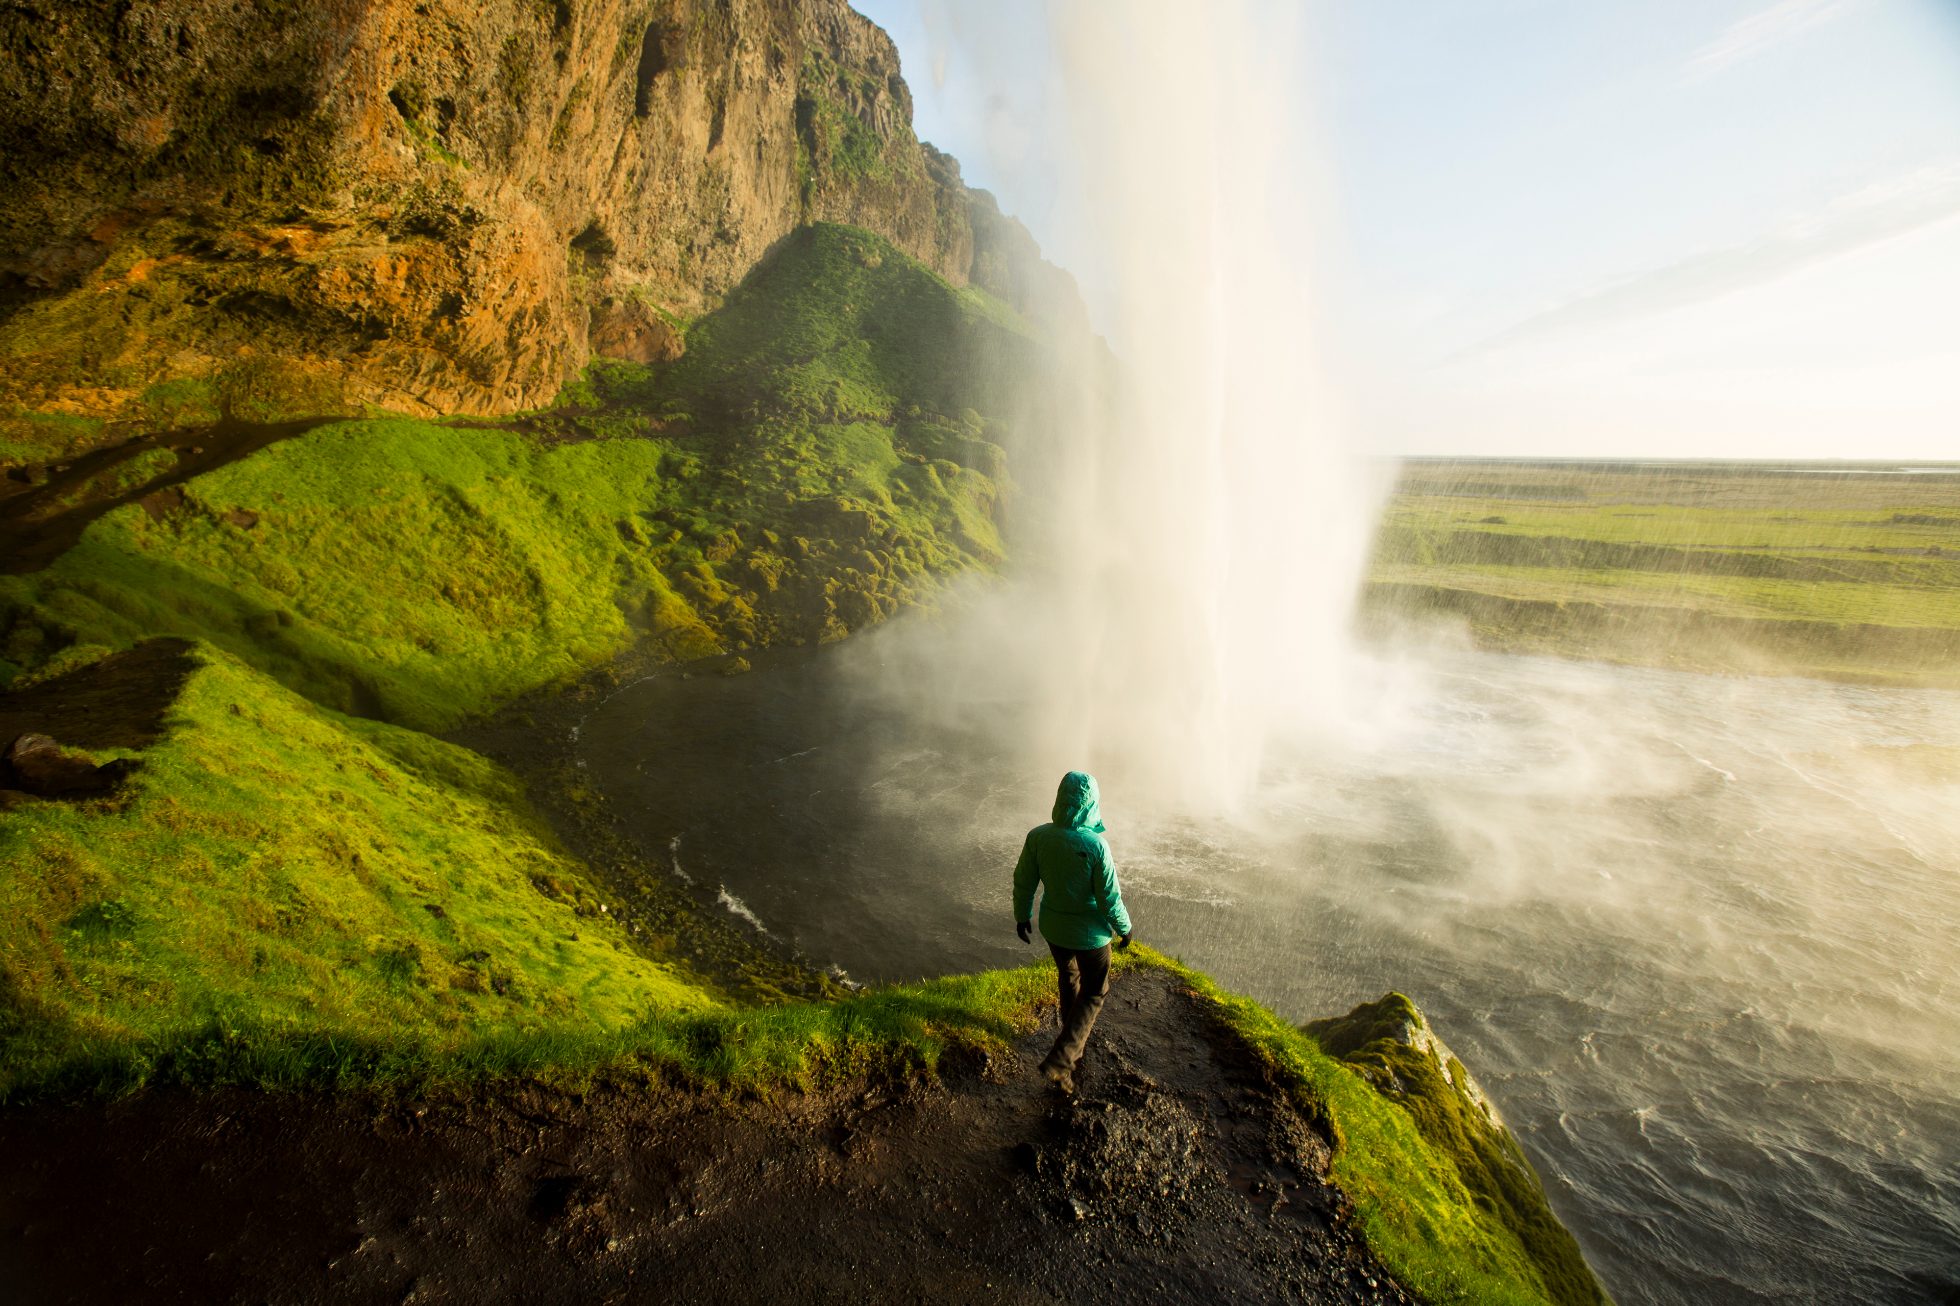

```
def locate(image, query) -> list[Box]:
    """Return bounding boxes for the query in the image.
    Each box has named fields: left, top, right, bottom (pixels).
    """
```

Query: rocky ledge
left=0, top=969, right=1414, bottom=1306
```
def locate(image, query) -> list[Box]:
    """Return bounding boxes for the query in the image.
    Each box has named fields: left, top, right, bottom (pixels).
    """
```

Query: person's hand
left=1016, top=920, right=1033, bottom=944
left=1115, top=932, right=1132, bottom=952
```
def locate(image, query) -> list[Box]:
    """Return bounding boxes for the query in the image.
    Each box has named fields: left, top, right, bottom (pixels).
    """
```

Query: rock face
left=0, top=0, right=1065, bottom=440
left=1306, top=993, right=1609, bottom=1306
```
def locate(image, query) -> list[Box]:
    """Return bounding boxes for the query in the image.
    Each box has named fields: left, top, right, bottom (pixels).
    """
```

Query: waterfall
left=1015, top=1, right=1387, bottom=812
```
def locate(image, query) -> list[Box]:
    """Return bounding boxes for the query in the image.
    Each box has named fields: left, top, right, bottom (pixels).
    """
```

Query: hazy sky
left=852, top=0, right=1960, bottom=460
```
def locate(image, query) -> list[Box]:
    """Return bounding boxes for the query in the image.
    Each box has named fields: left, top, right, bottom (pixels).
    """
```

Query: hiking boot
left=1040, top=1057, right=1074, bottom=1095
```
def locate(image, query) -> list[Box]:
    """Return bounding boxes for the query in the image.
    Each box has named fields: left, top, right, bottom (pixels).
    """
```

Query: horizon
left=852, top=0, right=1960, bottom=463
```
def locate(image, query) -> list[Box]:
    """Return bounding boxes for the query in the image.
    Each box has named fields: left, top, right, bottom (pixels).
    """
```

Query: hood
left=1050, top=770, right=1106, bottom=833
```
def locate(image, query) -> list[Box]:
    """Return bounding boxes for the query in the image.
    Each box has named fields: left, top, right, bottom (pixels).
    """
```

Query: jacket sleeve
left=1012, top=831, right=1039, bottom=923
left=1095, top=838, right=1131, bottom=936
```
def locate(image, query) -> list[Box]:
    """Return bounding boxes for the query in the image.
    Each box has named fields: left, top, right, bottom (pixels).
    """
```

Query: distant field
left=1363, top=461, right=1960, bottom=687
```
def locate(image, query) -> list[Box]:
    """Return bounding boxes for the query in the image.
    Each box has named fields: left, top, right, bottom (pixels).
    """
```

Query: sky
left=851, top=0, right=1960, bottom=460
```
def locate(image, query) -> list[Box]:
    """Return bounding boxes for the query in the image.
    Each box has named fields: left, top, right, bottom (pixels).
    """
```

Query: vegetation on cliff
left=0, top=218, right=1047, bottom=1086
left=0, top=638, right=1056, bottom=1102
left=1308, top=992, right=1607, bottom=1306
left=1, top=225, right=1028, bottom=722
left=1365, top=462, right=1960, bottom=687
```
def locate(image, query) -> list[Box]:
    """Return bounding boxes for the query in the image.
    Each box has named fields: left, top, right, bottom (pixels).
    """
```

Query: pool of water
left=575, top=622, right=1960, bottom=1304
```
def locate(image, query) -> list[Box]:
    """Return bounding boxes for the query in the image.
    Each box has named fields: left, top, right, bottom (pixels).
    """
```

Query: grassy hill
left=1366, top=461, right=1960, bottom=686
left=1, top=225, right=1031, bottom=721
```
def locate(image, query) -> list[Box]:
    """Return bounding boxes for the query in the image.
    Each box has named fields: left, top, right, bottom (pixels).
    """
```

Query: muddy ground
left=0, top=969, right=1412, bottom=1305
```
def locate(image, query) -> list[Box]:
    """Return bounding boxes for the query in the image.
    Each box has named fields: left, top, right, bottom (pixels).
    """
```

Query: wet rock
left=2, top=732, right=136, bottom=797
left=1029, top=1069, right=1213, bottom=1223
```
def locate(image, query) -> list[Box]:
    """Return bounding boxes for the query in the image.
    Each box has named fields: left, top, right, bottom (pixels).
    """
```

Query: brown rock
left=588, top=299, right=682, bottom=364
left=3, top=732, right=133, bottom=797
left=0, top=0, right=1064, bottom=433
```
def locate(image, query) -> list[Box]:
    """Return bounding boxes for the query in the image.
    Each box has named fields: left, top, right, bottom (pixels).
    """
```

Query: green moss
left=795, top=53, right=906, bottom=187
left=0, top=646, right=711, bottom=1100
left=1, top=223, right=1033, bottom=724
left=0, top=219, right=367, bottom=434
left=45, top=446, right=179, bottom=513
left=136, top=378, right=224, bottom=430
left=0, top=420, right=674, bottom=726
left=0, top=642, right=1056, bottom=1101
left=0, top=412, right=108, bottom=469
left=407, top=119, right=468, bottom=169
left=1138, top=951, right=1581, bottom=1306
left=1308, top=994, right=1606, bottom=1306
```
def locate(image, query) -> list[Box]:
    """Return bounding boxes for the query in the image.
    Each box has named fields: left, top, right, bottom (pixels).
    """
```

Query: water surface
left=577, top=625, right=1960, bottom=1305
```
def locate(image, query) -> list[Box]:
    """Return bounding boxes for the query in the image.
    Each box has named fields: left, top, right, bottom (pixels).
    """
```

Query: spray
left=998, top=1, right=1388, bottom=813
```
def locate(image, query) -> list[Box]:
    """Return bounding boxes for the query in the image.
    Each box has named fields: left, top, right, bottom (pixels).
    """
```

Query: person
left=1012, top=770, right=1133, bottom=1093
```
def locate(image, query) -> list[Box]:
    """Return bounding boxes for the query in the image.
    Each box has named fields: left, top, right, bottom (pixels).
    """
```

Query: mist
left=864, top=0, right=1388, bottom=816
left=755, top=6, right=1960, bottom=1300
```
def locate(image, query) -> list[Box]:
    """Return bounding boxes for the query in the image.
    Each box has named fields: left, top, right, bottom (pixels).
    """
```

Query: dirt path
left=0, top=970, right=1412, bottom=1305
left=1, top=417, right=325, bottom=575
left=0, top=638, right=196, bottom=751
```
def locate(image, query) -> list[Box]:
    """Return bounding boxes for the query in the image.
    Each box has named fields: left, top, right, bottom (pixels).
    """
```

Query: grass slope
left=1, top=225, right=1032, bottom=726
left=1308, top=993, right=1604, bottom=1306
left=0, top=647, right=712, bottom=1097
left=0, top=641, right=1062, bottom=1102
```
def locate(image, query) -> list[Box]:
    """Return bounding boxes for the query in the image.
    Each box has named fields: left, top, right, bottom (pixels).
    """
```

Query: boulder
left=1306, top=992, right=1607, bottom=1306
left=2, top=732, right=137, bottom=797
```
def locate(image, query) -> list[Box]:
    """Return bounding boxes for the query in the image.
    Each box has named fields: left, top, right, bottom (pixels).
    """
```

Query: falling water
left=566, top=11, right=1960, bottom=1301
left=936, top=1, right=1388, bottom=813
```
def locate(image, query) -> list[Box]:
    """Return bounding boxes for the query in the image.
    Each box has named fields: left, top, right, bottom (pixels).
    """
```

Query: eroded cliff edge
left=0, top=0, right=1074, bottom=439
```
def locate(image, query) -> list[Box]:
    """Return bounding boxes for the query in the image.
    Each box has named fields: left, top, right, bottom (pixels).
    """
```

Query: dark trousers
left=1044, top=942, right=1112, bottom=1073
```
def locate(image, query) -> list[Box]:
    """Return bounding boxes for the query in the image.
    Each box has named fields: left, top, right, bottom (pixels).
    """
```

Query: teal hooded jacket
left=1013, top=771, right=1133, bottom=950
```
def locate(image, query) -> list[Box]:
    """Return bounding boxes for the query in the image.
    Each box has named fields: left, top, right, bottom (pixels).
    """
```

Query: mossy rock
left=1307, top=994, right=1609, bottom=1306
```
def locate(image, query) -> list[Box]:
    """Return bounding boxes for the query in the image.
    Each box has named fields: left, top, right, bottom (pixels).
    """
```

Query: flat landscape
left=1364, top=461, right=1960, bottom=687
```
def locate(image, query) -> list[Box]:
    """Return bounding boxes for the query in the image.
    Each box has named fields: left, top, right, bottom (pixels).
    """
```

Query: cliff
left=0, top=3, right=1602, bottom=1303
left=1, top=224, right=1038, bottom=712
left=0, top=0, right=1069, bottom=451
left=1308, top=993, right=1609, bottom=1306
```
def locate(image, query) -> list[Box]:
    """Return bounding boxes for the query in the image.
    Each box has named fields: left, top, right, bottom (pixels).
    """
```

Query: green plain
left=1369, top=463, right=1960, bottom=682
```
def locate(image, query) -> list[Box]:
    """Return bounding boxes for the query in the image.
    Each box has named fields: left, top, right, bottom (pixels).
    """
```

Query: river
left=575, top=620, right=1960, bottom=1304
